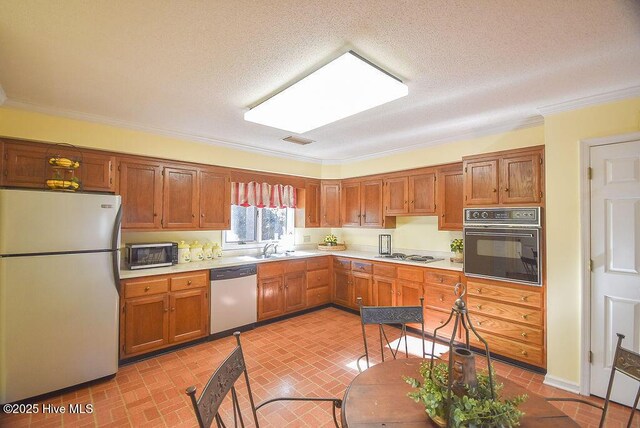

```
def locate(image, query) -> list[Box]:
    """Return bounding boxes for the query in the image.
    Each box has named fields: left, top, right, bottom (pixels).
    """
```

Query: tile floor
left=1, top=307, right=638, bottom=427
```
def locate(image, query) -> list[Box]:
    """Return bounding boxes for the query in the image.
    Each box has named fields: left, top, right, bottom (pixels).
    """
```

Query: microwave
left=125, top=242, right=178, bottom=270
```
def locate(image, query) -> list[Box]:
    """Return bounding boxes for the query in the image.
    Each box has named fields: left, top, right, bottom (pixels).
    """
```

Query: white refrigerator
left=0, top=189, right=122, bottom=404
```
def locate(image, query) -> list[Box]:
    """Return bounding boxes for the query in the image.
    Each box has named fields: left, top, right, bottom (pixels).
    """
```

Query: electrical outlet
left=303, top=235, right=311, bottom=243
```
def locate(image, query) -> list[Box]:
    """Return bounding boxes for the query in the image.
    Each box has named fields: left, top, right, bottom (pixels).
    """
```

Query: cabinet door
left=120, top=160, right=163, bottom=229
left=284, top=272, right=306, bottom=313
left=384, top=177, right=408, bottom=215
left=199, top=169, right=231, bottom=229
left=463, top=158, right=499, bottom=206
left=408, top=173, right=436, bottom=214
left=352, top=272, right=373, bottom=307
left=79, top=153, right=115, bottom=192
left=321, top=181, right=341, bottom=227
left=2, top=143, right=47, bottom=188
left=341, top=182, right=361, bottom=226
left=361, top=179, right=383, bottom=227
left=123, top=294, right=169, bottom=357
left=397, top=280, right=423, bottom=306
left=169, top=288, right=208, bottom=344
left=162, top=166, right=198, bottom=229
left=437, top=166, right=463, bottom=230
left=500, top=151, right=542, bottom=204
left=258, top=276, right=284, bottom=320
left=333, top=270, right=352, bottom=307
left=304, top=182, right=321, bottom=227
left=373, top=277, right=396, bottom=306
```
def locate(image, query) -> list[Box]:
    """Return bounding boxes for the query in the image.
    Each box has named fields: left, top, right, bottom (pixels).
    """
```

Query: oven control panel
left=464, top=207, right=541, bottom=226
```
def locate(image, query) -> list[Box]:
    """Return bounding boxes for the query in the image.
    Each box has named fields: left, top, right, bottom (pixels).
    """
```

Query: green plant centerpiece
left=405, top=362, right=527, bottom=427
left=323, top=234, right=338, bottom=246
left=450, top=238, right=464, bottom=263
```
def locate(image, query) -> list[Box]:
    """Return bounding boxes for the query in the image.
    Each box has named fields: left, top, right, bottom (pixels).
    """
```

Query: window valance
left=231, top=182, right=297, bottom=208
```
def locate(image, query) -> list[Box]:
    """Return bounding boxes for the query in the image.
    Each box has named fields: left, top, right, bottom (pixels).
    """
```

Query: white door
left=590, top=139, right=640, bottom=407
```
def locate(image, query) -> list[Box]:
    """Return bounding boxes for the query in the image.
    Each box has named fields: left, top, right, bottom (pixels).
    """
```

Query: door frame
left=578, top=131, right=640, bottom=396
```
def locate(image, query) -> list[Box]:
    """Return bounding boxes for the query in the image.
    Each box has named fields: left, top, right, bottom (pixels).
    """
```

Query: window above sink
left=223, top=206, right=294, bottom=250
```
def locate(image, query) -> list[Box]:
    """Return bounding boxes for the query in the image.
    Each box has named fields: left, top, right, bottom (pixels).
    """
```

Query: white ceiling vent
left=282, top=136, right=314, bottom=145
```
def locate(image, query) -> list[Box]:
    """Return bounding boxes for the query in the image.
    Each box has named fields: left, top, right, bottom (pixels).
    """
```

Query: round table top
left=342, top=358, right=579, bottom=428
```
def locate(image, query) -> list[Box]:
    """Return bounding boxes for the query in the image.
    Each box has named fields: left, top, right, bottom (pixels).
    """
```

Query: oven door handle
left=465, top=231, right=536, bottom=238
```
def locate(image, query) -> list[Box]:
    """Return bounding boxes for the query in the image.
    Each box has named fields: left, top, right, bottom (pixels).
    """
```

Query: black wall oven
left=463, top=207, right=542, bottom=286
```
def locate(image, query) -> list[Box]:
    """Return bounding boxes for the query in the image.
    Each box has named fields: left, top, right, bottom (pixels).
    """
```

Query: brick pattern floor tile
left=1, top=307, right=638, bottom=427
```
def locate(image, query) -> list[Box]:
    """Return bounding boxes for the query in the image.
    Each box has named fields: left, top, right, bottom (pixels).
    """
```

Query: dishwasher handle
left=211, top=264, right=257, bottom=281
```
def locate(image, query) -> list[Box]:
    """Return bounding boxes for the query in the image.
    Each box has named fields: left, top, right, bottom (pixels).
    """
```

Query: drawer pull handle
left=521, top=332, right=528, bottom=337
left=144, top=286, right=150, bottom=291
left=521, top=350, right=528, bottom=356
left=187, top=280, right=192, bottom=285
left=521, top=296, right=528, bottom=302
left=439, top=320, right=444, bottom=324
left=477, top=321, right=482, bottom=326
left=476, top=305, right=482, bottom=310
left=476, top=288, right=482, bottom=293
left=439, top=296, right=445, bottom=302
left=522, top=314, right=528, bottom=320
left=438, top=277, right=443, bottom=283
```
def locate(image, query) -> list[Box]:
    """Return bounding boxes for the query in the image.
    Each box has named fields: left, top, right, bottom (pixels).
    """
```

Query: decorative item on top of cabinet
left=295, top=180, right=321, bottom=228
left=320, top=180, right=340, bottom=227
left=463, top=146, right=544, bottom=207
left=119, top=271, right=209, bottom=359
left=341, top=179, right=396, bottom=228
left=436, top=163, right=463, bottom=230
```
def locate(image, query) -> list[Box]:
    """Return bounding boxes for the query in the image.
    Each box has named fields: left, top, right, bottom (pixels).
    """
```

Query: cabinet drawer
left=307, top=268, right=329, bottom=289
left=258, top=261, right=284, bottom=278
left=424, top=271, right=459, bottom=286
left=467, top=296, right=543, bottom=327
left=170, top=272, right=208, bottom=291
left=124, top=277, right=169, bottom=298
left=470, top=331, right=544, bottom=367
left=352, top=261, right=372, bottom=274
left=306, top=257, right=329, bottom=271
left=397, top=266, right=424, bottom=282
left=285, top=260, right=306, bottom=273
left=468, top=313, right=543, bottom=346
left=467, top=280, right=542, bottom=308
left=373, top=263, right=396, bottom=278
left=424, top=283, right=458, bottom=312
left=307, top=286, right=330, bottom=307
left=424, top=308, right=457, bottom=340
left=334, top=258, right=351, bottom=270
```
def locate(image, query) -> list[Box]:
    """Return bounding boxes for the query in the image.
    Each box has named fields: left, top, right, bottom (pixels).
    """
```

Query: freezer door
left=0, top=189, right=121, bottom=255
left=0, top=252, right=119, bottom=404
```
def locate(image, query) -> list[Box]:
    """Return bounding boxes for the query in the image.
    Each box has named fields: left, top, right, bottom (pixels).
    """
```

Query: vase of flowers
left=324, top=234, right=338, bottom=246
left=450, top=238, right=463, bottom=263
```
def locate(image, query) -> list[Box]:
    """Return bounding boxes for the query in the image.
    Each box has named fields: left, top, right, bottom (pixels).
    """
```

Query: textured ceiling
left=0, top=1, right=639, bottom=163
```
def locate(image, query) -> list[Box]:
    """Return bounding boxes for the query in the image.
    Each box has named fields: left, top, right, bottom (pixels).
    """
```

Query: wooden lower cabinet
left=258, top=260, right=312, bottom=321
left=333, top=269, right=352, bottom=307
left=373, top=276, right=396, bottom=306
left=284, top=271, right=306, bottom=312
left=352, top=272, right=373, bottom=307
left=258, top=275, right=284, bottom=320
left=306, top=257, right=330, bottom=308
left=120, top=271, right=209, bottom=359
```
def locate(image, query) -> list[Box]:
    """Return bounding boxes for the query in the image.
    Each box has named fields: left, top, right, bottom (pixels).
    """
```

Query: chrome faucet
left=263, top=243, right=278, bottom=258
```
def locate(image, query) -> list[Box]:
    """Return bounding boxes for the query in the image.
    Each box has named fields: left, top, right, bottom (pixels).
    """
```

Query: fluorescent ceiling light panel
left=244, top=51, right=408, bottom=134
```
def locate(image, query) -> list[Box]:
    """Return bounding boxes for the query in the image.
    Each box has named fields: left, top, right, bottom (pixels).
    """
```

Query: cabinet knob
left=504, top=188, right=509, bottom=192
left=438, top=277, right=443, bottom=283
left=397, top=291, right=401, bottom=296
left=171, top=307, right=175, bottom=312
left=476, top=304, right=482, bottom=310
left=521, top=332, right=528, bottom=337
left=476, top=288, right=482, bottom=293
left=201, top=213, right=205, bottom=217
left=144, top=286, right=150, bottom=291
left=441, top=213, right=445, bottom=217
left=477, top=321, right=482, bottom=326
left=153, top=213, right=158, bottom=217
left=187, top=280, right=192, bottom=285
left=492, top=188, right=497, bottom=193
left=521, top=350, right=528, bottom=356
left=192, top=214, right=195, bottom=218
left=522, top=314, right=528, bottom=320
left=411, top=200, right=414, bottom=204
left=521, top=296, right=528, bottom=302
left=439, top=296, right=444, bottom=302
left=164, top=308, right=168, bottom=312
left=439, top=320, right=444, bottom=324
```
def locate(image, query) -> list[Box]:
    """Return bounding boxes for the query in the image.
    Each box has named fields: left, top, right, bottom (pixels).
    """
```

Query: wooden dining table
left=341, top=358, right=579, bottom=427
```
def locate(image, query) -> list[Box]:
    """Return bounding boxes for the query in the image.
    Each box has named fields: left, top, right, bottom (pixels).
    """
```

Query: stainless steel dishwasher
left=210, top=264, right=258, bottom=336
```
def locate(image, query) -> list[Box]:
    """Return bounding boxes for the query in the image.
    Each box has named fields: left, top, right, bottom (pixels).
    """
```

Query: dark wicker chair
left=186, top=332, right=342, bottom=428
left=356, top=296, right=426, bottom=372
left=547, top=333, right=639, bottom=428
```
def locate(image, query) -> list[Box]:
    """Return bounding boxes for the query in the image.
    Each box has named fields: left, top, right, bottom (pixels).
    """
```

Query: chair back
left=186, top=333, right=259, bottom=428
left=602, top=333, right=640, bottom=428
left=357, top=296, right=425, bottom=371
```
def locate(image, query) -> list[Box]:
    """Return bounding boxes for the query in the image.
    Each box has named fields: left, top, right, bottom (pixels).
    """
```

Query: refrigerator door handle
left=111, top=204, right=123, bottom=295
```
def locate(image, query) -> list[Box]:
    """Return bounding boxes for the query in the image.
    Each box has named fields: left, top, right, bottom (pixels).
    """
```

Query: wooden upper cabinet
left=321, top=181, right=340, bottom=227
left=463, top=158, right=499, bottom=206
left=437, top=164, right=463, bottom=230
left=199, top=169, right=230, bottom=230
left=361, top=179, right=383, bottom=227
left=409, top=172, right=436, bottom=214
left=500, top=151, right=542, bottom=204
left=463, top=146, right=544, bottom=207
left=162, top=166, right=199, bottom=229
left=79, top=153, right=115, bottom=192
left=341, top=182, right=361, bottom=227
left=305, top=181, right=321, bottom=227
left=384, top=177, right=408, bottom=215
left=119, top=159, right=163, bottom=229
left=2, top=143, right=47, bottom=188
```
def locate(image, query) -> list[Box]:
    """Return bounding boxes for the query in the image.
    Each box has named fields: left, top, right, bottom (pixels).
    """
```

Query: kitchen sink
left=240, top=251, right=314, bottom=261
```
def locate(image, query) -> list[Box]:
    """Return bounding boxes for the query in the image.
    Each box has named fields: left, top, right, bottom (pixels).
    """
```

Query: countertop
left=120, top=249, right=463, bottom=280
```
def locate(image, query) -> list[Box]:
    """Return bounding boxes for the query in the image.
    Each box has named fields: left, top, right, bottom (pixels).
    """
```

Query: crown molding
left=0, top=85, right=6, bottom=105
left=2, top=99, right=324, bottom=165
left=537, top=85, right=640, bottom=116
left=321, top=115, right=545, bottom=164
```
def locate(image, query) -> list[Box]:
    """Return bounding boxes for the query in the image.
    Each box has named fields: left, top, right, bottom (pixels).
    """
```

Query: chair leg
left=628, top=386, right=640, bottom=428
